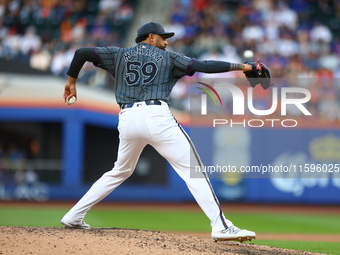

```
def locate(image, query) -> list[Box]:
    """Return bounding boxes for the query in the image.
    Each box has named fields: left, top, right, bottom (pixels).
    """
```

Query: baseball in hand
left=67, top=96, right=77, bottom=105
left=243, top=50, right=254, bottom=59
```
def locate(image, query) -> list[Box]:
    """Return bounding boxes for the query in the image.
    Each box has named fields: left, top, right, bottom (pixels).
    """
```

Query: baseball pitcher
left=62, top=22, right=271, bottom=242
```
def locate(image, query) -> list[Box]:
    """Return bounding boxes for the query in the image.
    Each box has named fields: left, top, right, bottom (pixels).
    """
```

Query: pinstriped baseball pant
left=62, top=101, right=232, bottom=234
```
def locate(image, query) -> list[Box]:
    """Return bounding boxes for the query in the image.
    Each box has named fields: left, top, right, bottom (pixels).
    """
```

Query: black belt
left=119, top=100, right=162, bottom=109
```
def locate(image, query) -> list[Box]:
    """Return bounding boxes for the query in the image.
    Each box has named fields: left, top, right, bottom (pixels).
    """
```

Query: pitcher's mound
left=0, top=226, right=324, bottom=255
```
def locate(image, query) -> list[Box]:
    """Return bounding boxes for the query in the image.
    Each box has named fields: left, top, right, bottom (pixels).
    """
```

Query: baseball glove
left=243, top=61, right=272, bottom=89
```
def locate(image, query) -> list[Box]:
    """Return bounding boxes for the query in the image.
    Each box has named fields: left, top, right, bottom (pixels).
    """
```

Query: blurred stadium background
left=0, top=0, right=339, bottom=205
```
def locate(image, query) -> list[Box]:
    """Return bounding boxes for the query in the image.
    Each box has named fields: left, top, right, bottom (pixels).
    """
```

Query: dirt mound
left=0, top=226, right=325, bottom=255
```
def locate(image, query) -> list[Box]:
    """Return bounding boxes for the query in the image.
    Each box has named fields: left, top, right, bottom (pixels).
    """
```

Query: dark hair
left=135, top=34, right=149, bottom=43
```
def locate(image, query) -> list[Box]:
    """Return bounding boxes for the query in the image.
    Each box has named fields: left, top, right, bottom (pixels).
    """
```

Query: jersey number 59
left=125, top=61, right=158, bottom=85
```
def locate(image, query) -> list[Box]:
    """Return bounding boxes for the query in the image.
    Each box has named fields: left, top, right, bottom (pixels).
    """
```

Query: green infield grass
left=251, top=240, right=340, bottom=255
left=1, top=205, right=339, bottom=254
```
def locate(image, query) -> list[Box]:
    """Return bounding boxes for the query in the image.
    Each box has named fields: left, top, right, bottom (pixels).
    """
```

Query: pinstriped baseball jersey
left=95, top=43, right=194, bottom=104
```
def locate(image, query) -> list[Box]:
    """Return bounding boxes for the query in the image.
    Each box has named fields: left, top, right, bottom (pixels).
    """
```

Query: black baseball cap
left=135, top=22, right=175, bottom=42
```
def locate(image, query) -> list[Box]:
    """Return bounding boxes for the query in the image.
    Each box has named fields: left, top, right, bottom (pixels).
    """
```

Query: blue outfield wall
left=0, top=107, right=193, bottom=202
left=0, top=107, right=339, bottom=204
left=247, top=129, right=340, bottom=204
left=192, top=127, right=340, bottom=204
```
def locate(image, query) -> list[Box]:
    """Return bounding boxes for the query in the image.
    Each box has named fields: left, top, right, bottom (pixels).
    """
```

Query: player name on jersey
left=123, top=46, right=164, bottom=62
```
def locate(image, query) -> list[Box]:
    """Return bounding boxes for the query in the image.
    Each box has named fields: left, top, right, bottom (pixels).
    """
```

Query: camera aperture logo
left=196, top=82, right=222, bottom=114
left=196, top=82, right=312, bottom=128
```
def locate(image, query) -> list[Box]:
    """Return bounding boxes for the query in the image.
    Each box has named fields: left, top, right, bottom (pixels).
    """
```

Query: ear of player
left=243, top=61, right=272, bottom=90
